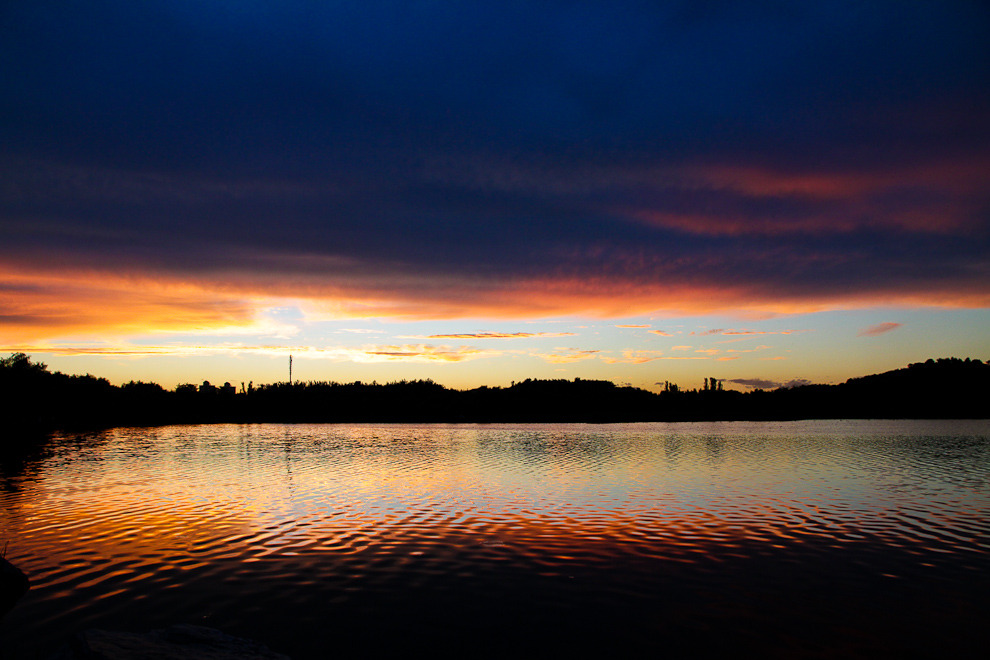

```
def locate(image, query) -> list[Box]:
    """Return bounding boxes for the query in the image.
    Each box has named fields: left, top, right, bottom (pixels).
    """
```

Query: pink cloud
left=362, top=344, right=489, bottom=362
left=857, top=322, right=903, bottom=337
left=617, top=158, right=990, bottom=238
left=700, top=329, right=806, bottom=336
left=416, top=332, right=575, bottom=339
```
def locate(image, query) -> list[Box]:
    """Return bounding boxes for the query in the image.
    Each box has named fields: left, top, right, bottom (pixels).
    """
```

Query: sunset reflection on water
left=2, top=421, right=989, bottom=658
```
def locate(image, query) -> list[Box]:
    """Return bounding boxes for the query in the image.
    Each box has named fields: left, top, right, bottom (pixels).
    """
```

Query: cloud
left=728, top=377, right=812, bottom=390
left=2, top=2, right=989, bottom=348
left=1, top=344, right=219, bottom=358
left=716, top=336, right=763, bottom=344
left=616, top=324, right=650, bottom=328
left=3, top=342, right=495, bottom=365
left=362, top=344, right=489, bottom=362
left=413, top=332, right=576, bottom=339
left=602, top=350, right=665, bottom=364
left=729, top=378, right=780, bottom=390
left=0, top=267, right=290, bottom=344
left=700, top=329, right=805, bottom=336
left=726, top=345, right=771, bottom=353
left=648, top=330, right=672, bottom=336
left=531, top=349, right=602, bottom=364
left=617, top=159, right=990, bottom=238
left=783, top=379, right=813, bottom=388
left=857, top=322, right=903, bottom=337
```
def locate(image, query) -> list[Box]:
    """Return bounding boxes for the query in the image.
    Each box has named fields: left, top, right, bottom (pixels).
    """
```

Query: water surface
left=2, top=421, right=989, bottom=657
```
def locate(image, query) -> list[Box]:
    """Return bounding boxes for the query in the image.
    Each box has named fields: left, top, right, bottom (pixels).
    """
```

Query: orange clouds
left=531, top=349, right=602, bottom=364
left=0, top=345, right=230, bottom=357
left=2, top=342, right=495, bottom=364
left=0, top=239, right=985, bottom=354
left=482, top=276, right=828, bottom=319
left=0, top=266, right=275, bottom=344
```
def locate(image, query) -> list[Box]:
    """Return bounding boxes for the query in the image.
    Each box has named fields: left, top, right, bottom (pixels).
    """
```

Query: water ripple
left=2, top=421, right=989, bottom=658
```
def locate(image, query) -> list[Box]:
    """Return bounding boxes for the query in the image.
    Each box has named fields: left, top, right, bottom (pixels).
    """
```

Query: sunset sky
left=2, top=1, right=988, bottom=391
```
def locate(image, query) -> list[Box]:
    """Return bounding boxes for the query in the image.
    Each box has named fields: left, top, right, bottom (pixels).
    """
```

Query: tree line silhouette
left=1, top=354, right=987, bottom=438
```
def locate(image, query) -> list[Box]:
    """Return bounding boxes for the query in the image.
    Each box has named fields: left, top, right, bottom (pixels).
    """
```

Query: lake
left=2, top=421, right=989, bottom=658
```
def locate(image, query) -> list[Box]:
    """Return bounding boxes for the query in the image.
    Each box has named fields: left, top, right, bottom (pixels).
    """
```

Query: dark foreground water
left=2, top=421, right=989, bottom=658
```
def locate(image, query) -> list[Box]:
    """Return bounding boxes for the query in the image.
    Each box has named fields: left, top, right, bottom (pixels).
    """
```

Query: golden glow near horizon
left=4, top=280, right=988, bottom=393
left=3, top=257, right=988, bottom=389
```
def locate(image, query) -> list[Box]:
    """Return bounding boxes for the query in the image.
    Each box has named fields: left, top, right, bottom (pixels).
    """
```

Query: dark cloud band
left=2, top=2, right=988, bottom=333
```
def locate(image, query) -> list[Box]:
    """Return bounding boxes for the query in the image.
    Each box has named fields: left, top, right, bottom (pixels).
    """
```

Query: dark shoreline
left=2, top=355, right=988, bottom=437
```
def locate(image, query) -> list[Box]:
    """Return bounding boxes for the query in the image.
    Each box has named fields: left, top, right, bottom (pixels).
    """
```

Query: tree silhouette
left=2, top=353, right=988, bottom=440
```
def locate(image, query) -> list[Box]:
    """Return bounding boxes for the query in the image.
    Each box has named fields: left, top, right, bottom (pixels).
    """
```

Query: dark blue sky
left=2, top=1, right=989, bottom=327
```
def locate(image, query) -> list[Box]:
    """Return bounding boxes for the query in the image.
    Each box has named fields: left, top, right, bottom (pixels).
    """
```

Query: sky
left=1, top=1, right=988, bottom=392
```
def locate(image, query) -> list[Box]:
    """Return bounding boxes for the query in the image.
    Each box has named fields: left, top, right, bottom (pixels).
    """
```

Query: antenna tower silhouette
left=289, top=354, right=293, bottom=385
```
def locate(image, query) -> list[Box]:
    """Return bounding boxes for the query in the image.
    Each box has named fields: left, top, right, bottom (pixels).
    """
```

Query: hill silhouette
left=1, top=354, right=987, bottom=439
